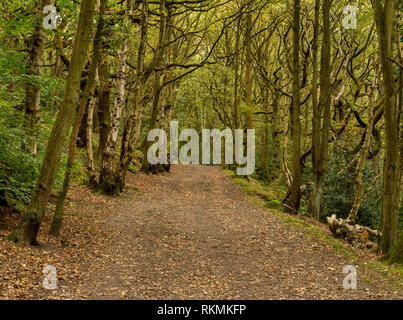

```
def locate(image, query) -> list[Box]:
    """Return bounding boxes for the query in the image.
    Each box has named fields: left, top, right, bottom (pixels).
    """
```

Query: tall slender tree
left=99, top=0, right=133, bottom=194
left=23, top=0, right=53, bottom=155
left=50, top=0, right=107, bottom=236
left=7, top=0, right=96, bottom=245
left=284, top=0, right=301, bottom=214
left=309, top=0, right=332, bottom=220
left=373, top=0, right=401, bottom=253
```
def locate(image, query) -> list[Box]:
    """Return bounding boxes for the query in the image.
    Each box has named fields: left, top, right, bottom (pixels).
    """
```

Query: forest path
left=63, top=164, right=401, bottom=299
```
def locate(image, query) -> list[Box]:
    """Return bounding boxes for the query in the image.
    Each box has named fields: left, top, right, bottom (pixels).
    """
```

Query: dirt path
left=1, top=164, right=402, bottom=299
left=70, top=165, right=402, bottom=299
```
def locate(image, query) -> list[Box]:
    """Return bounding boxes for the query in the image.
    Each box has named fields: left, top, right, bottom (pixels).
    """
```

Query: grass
left=223, top=167, right=403, bottom=289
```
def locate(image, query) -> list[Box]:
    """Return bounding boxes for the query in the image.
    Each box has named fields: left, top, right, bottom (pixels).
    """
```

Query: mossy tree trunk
left=7, top=0, right=96, bottom=245
left=50, top=0, right=106, bottom=237
left=373, top=0, right=401, bottom=253
left=23, top=0, right=53, bottom=156
left=99, top=0, right=133, bottom=195
left=86, top=97, right=97, bottom=187
left=262, top=87, right=270, bottom=183
left=115, top=0, right=150, bottom=190
left=140, top=0, right=170, bottom=174
left=284, top=0, right=301, bottom=214
left=270, top=74, right=281, bottom=181
left=347, top=73, right=376, bottom=222
left=388, top=231, right=403, bottom=264
left=309, top=0, right=331, bottom=220
left=96, top=58, right=111, bottom=166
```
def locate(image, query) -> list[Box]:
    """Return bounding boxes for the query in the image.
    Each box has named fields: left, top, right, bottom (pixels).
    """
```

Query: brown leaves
left=0, top=165, right=402, bottom=300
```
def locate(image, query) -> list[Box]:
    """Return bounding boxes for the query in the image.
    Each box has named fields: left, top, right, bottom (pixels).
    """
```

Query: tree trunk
left=373, top=0, right=400, bottom=253
left=141, top=71, right=162, bottom=173
left=309, top=0, right=331, bottom=220
left=99, top=0, right=133, bottom=195
left=50, top=0, right=106, bottom=237
left=86, top=97, right=97, bottom=186
left=388, top=1, right=403, bottom=265
left=7, top=0, right=96, bottom=245
left=233, top=17, right=241, bottom=130
left=309, top=0, right=320, bottom=218
left=23, top=0, right=53, bottom=156
left=262, top=87, right=270, bottom=183
left=114, top=0, right=150, bottom=190
left=347, top=79, right=376, bottom=222
left=271, top=79, right=281, bottom=181
left=284, top=0, right=301, bottom=214
left=96, top=59, right=111, bottom=166
left=281, top=104, right=292, bottom=189
left=140, top=0, right=169, bottom=174
left=244, top=12, right=253, bottom=130
left=388, top=231, right=403, bottom=264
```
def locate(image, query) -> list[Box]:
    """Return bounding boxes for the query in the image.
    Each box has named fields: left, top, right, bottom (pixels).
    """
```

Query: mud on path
left=1, top=164, right=402, bottom=299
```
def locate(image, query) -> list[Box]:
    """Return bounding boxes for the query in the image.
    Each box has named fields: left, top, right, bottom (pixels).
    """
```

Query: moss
left=128, top=162, right=137, bottom=173
left=222, top=167, right=403, bottom=290
left=232, top=177, right=249, bottom=187
left=265, top=199, right=282, bottom=209
left=388, top=231, right=403, bottom=265
left=222, top=169, right=234, bottom=176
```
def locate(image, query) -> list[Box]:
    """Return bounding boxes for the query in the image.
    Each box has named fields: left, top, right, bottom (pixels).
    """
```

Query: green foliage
left=0, top=109, right=39, bottom=207
left=320, top=148, right=382, bottom=230
left=265, top=199, right=281, bottom=209
left=0, top=39, right=66, bottom=209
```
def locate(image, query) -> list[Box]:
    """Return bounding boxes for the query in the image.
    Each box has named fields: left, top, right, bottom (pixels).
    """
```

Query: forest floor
left=0, top=164, right=402, bottom=299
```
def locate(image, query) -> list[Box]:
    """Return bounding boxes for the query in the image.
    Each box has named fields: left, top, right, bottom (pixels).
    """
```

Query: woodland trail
left=1, top=165, right=402, bottom=299
left=66, top=165, right=402, bottom=299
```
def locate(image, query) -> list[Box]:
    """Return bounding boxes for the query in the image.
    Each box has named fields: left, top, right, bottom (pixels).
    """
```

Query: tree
left=373, top=0, right=401, bottom=253
left=7, top=0, right=96, bottom=245
left=23, top=0, right=53, bottom=155
left=388, top=231, right=403, bottom=264
left=99, top=0, right=134, bottom=194
left=347, top=69, right=376, bottom=222
left=140, top=0, right=168, bottom=174
left=284, top=0, right=301, bottom=214
left=309, top=0, right=332, bottom=220
left=50, top=0, right=107, bottom=236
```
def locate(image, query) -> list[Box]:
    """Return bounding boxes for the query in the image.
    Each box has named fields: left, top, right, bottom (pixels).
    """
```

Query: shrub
left=0, top=110, right=40, bottom=208
left=320, top=149, right=382, bottom=230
